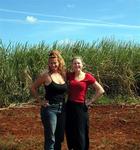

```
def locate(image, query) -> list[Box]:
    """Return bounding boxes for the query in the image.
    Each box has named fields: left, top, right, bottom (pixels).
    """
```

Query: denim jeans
left=40, top=103, right=65, bottom=150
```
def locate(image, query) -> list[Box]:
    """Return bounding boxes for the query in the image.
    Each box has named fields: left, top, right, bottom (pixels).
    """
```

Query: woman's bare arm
left=30, top=73, right=50, bottom=105
left=86, top=81, right=105, bottom=106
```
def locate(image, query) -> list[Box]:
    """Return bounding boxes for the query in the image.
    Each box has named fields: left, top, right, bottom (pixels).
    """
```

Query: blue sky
left=0, top=0, right=140, bottom=44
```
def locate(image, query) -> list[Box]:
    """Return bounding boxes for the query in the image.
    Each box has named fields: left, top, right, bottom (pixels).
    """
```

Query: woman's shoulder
left=85, top=72, right=96, bottom=81
left=85, top=72, right=94, bottom=77
left=37, top=71, right=50, bottom=82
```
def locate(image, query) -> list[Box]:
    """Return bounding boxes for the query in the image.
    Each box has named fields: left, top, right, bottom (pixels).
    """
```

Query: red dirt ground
left=0, top=104, right=140, bottom=150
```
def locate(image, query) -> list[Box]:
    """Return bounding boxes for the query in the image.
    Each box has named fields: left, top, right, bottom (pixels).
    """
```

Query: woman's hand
left=34, top=99, right=49, bottom=107
left=41, top=100, right=50, bottom=107
left=85, top=100, right=93, bottom=108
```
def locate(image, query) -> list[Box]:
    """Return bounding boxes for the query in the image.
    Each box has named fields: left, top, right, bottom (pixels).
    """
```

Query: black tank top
left=44, top=81, right=67, bottom=104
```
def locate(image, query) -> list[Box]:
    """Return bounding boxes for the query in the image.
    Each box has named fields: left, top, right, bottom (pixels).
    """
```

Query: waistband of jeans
left=49, top=101, right=64, bottom=105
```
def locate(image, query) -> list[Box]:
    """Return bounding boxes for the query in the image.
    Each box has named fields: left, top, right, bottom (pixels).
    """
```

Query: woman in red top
left=65, top=56, right=105, bottom=150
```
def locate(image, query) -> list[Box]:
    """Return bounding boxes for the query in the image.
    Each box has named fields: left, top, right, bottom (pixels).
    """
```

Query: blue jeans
left=40, top=103, right=65, bottom=150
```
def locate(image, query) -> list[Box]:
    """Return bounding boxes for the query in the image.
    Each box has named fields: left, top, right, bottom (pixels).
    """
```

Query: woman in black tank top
left=30, top=50, right=67, bottom=150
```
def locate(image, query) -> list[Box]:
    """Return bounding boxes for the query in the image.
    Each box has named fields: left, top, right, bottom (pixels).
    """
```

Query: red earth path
left=0, top=104, right=140, bottom=150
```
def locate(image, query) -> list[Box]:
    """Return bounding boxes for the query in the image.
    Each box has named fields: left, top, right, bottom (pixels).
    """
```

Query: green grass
left=95, top=96, right=140, bottom=105
left=0, top=38, right=140, bottom=106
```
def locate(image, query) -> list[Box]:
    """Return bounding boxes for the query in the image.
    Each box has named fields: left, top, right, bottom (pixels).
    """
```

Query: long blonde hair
left=48, top=50, right=66, bottom=79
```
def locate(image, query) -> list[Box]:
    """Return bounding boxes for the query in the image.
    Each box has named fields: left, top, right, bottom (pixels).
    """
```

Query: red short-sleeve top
left=67, top=72, right=96, bottom=103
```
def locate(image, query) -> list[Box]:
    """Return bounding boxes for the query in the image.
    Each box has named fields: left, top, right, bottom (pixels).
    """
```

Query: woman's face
left=48, top=57, right=59, bottom=72
left=72, top=58, right=83, bottom=72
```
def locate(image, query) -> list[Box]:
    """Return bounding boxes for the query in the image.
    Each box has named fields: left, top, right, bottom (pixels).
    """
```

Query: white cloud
left=100, top=14, right=125, bottom=21
left=0, top=8, right=140, bottom=29
left=38, top=19, right=140, bottom=29
left=26, top=16, right=38, bottom=24
left=57, top=39, right=75, bottom=45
